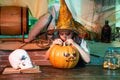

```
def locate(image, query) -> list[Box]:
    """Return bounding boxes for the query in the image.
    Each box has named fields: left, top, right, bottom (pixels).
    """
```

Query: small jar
left=103, top=48, right=118, bottom=69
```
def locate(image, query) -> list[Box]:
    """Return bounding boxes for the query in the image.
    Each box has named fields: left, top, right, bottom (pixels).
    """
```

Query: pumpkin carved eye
left=73, top=53, right=77, bottom=57
left=64, top=53, right=70, bottom=57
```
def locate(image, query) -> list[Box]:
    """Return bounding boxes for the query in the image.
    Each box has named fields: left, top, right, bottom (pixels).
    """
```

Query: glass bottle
left=101, top=20, right=111, bottom=43
left=103, top=48, right=118, bottom=69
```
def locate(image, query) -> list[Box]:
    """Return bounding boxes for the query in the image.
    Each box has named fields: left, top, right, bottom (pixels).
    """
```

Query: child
left=45, top=19, right=90, bottom=67
left=45, top=0, right=90, bottom=67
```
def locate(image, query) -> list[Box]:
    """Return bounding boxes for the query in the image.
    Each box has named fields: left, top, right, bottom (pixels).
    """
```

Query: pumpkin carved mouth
left=66, top=59, right=76, bottom=62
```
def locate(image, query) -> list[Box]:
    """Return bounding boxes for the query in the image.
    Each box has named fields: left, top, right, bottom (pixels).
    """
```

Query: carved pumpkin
left=49, top=44, right=80, bottom=68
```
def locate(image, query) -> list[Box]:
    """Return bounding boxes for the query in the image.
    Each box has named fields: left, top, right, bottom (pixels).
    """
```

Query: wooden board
left=0, top=40, right=51, bottom=50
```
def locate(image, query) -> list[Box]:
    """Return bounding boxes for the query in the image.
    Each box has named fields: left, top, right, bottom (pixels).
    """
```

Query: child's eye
left=59, top=33, right=64, bottom=35
left=59, top=32, right=71, bottom=36
left=66, top=32, right=71, bottom=36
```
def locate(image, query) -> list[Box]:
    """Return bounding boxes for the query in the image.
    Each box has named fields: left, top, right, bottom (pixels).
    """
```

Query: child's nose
left=63, top=33, right=68, bottom=36
left=63, top=34, right=68, bottom=38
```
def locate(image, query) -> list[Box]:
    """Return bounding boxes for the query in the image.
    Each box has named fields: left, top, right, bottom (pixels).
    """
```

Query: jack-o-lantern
left=49, top=44, right=80, bottom=68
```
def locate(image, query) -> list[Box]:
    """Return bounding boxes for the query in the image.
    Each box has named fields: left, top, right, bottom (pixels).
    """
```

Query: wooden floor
left=0, top=65, right=120, bottom=80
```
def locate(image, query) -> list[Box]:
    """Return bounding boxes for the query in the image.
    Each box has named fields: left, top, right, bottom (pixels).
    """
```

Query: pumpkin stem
left=63, top=42, right=66, bottom=46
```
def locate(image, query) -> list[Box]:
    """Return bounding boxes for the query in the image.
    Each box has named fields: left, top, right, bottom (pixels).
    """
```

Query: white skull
left=9, top=49, right=33, bottom=70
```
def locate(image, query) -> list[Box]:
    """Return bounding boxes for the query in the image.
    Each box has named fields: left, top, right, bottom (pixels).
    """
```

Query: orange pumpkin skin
left=49, top=45, right=80, bottom=68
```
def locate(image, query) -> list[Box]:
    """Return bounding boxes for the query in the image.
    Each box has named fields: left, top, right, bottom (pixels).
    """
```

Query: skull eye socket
left=73, top=53, right=77, bottom=57
left=64, top=53, right=70, bottom=57
left=21, top=55, right=26, bottom=60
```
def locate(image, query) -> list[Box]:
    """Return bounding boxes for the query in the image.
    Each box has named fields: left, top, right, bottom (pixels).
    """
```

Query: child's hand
left=52, top=39, right=63, bottom=46
left=65, top=39, right=75, bottom=46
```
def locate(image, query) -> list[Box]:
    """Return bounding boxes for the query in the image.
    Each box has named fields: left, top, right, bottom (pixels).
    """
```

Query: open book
left=2, top=65, right=41, bottom=74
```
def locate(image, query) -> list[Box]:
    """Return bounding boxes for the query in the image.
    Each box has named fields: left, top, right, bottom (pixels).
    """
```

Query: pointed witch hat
left=47, top=0, right=79, bottom=35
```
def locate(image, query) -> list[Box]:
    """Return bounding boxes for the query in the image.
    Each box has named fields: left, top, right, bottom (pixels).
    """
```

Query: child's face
left=59, top=30, right=73, bottom=41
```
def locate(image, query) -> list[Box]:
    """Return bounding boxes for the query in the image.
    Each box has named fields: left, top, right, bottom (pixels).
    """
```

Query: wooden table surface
left=0, top=65, right=120, bottom=80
